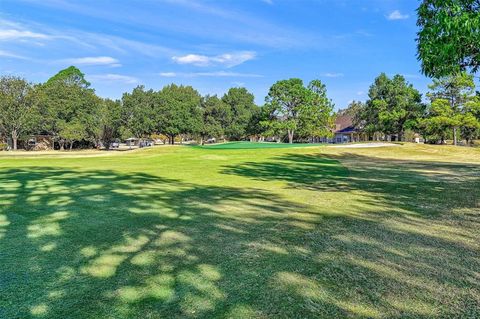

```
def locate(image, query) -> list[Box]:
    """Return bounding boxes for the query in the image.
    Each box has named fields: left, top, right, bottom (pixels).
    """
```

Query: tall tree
left=198, top=95, right=230, bottom=145
left=298, top=80, right=335, bottom=140
left=121, top=86, right=156, bottom=139
left=59, top=120, right=87, bottom=150
left=0, top=76, right=38, bottom=150
left=458, top=95, right=480, bottom=145
left=264, top=78, right=304, bottom=143
left=361, top=73, right=424, bottom=141
left=420, top=99, right=460, bottom=144
left=98, top=99, right=122, bottom=150
left=264, top=78, right=334, bottom=143
left=39, top=66, right=100, bottom=150
left=427, top=72, right=475, bottom=145
left=245, top=105, right=266, bottom=140
left=460, top=112, right=480, bottom=145
left=417, top=0, right=480, bottom=77
left=222, top=87, right=256, bottom=140
left=156, top=84, right=202, bottom=144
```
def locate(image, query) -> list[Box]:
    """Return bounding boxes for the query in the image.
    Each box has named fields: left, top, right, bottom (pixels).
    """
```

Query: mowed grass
left=0, top=143, right=479, bottom=318
left=198, top=141, right=325, bottom=149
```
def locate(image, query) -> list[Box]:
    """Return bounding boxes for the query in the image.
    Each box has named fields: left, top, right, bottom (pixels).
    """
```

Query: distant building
left=320, top=114, right=365, bottom=143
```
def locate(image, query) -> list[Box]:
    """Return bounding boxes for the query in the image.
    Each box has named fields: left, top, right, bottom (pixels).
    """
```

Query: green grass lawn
left=198, top=141, right=326, bottom=149
left=1, top=143, right=479, bottom=318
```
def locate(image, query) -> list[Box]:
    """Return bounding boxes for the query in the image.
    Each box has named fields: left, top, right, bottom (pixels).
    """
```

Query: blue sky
left=0, top=0, right=430, bottom=108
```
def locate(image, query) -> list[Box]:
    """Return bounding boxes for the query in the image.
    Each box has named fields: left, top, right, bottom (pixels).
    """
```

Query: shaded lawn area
left=0, top=145, right=479, bottom=318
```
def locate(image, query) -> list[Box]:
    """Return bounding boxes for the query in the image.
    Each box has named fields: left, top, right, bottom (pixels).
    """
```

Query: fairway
left=199, top=141, right=326, bottom=149
left=1, top=144, right=479, bottom=318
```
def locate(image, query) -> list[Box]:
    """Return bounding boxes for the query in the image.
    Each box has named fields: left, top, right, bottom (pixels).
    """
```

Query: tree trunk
left=397, top=130, right=403, bottom=142
left=169, top=135, right=175, bottom=145
left=70, top=141, right=74, bottom=150
left=11, top=129, right=18, bottom=150
left=287, top=130, right=294, bottom=144
left=453, top=127, right=457, bottom=146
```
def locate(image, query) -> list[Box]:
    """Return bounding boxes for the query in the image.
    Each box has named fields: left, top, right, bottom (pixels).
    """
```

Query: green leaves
left=264, top=78, right=334, bottom=143
left=0, top=76, right=38, bottom=149
left=198, top=95, right=230, bottom=142
left=222, top=87, right=257, bottom=140
left=156, top=84, right=202, bottom=140
left=417, top=0, right=480, bottom=77
left=46, top=66, right=91, bottom=88
left=121, top=85, right=157, bottom=138
left=360, top=73, right=425, bottom=138
left=421, top=73, right=480, bottom=143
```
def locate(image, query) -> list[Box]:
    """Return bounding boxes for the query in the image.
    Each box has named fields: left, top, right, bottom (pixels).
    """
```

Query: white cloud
left=172, top=51, right=256, bottom=68
left=0, top=18, right=175, bottom=59
left=0, top=50, right=27, bottom=59
left=61, top=56, right=121, bottom=67
left=159, top=72, right=177, bottom=77
left=159, top=71, right=262, bottom=78
left=172, top=54, right=210, bottom=66
left=387, top=10, right=409, bottom=20
left=89, top=74, right=138, bottom=84
left=321, top=72, right=344, bottom=78
left=0, top=29, right=50, bottom=41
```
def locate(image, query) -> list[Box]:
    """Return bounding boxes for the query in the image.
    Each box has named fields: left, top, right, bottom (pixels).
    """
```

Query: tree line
left=344, top=72, right=480, bottom=145
left=2, top=65, right=480, bottom=151
left=0, top=66, right=336, bottom=150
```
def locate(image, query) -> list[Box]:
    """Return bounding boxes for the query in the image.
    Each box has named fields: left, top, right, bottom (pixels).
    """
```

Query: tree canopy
left=0, top=76, right=38, bottom=150
left=417, top=0, right=480, bottom=77
left=156, top=84, right=202, bottom=144
left=264, top=78, right=334, bottom=143
left=222, top=87, right=257, bottom=140
left=39, top=67, right=99, bottom=149
left=421, top=72, right=479, bottom=144
left=359, top=73, right=424, bottom=140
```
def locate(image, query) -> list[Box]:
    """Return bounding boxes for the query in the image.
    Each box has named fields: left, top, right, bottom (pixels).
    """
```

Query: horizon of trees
left=0, top=66, right=339, bottom=150
left=1, top=65, right=480, bottom=151
left=345, top=72, right=480, bottom=145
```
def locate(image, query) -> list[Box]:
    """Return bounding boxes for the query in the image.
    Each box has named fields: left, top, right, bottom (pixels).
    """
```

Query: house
left=320, top=114, right=365, bottom=143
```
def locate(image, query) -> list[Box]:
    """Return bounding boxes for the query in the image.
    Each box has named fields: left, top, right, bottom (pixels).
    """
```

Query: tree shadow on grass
left=0, top=161, right=479, bottom=318
left=222, top=152, right=480, bottom=215
left=221, top=152, right=480, bottom=317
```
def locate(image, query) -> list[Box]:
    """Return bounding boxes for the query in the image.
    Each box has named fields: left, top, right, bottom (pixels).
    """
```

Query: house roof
left=334, top=114, right=359, bottom=134
left=336, top=125, right=357, bottom=134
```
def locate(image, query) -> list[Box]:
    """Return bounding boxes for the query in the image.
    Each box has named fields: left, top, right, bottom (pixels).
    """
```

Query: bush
left=0, top=143, right=8, bottom=151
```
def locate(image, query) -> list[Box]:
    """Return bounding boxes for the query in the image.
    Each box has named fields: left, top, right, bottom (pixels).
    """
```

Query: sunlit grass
left=0, top=143, right=479, bottom=318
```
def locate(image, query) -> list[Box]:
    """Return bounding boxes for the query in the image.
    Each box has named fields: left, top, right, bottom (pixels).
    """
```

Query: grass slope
left=0, top=144, right=479, bottom=318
